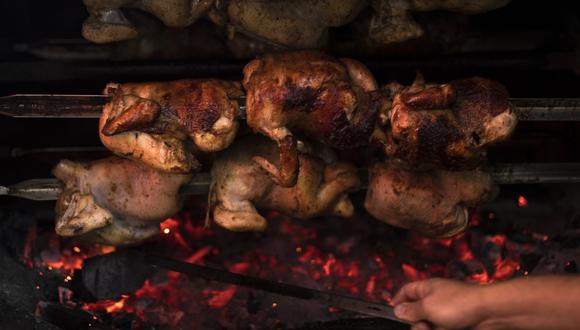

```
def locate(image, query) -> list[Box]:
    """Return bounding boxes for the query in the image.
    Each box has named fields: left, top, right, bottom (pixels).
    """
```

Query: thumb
left=394, top=301, right=426, bottom=323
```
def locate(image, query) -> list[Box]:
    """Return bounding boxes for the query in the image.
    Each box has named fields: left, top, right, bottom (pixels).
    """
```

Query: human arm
left=391, top=275, right=580, bottom=330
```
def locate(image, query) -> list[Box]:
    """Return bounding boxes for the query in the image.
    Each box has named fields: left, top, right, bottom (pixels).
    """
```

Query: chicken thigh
left=100, top=79, right=243, bottom=173
left=53, top=157, right=191, bottom=246
left=211, top=136, right=361, bottom=232
left=365, top=161, right=496, bottom=237
left=384, top=75, right=517, bottom=169
left=243, top=51, right=388, bottom=187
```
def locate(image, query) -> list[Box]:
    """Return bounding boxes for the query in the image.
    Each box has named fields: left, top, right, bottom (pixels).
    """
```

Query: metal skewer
left=2, top=163, right=579, bottom=201
left=1, top=94, right=580, bottom=121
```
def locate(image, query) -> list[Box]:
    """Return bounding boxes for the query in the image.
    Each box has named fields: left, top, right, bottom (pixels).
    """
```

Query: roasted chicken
left=384, top=75, right=517, bottom=169
left=218, top=0, right=365, bottom=48
left=82, top=0, right=214, bottom=43
left=243, top=51, right=388, bottom=187
left=364, top=161, right=496, bottom=237
left=99, top=79, right=243, bottom=173
left=53, top=157, right=191, bottom=246
left=210, top=136, right=361, bottom=232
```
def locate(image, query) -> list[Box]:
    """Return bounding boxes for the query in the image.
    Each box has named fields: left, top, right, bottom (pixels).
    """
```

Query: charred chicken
left=100, top=79, right=243, bottom=173
left=384, top=75, right=517, bottom=169
left=243, top=51, right=387, bottom=187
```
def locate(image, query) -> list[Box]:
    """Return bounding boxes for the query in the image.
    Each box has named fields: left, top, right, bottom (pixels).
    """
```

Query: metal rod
left=2, top=163, right=579, bottom=201
left=141, top=253, right=408, bottom=324
left=1, top=94, right=580, bottom=121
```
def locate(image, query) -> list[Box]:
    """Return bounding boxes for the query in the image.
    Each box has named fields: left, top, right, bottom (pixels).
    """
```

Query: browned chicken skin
left=53, top=157, right=191, bottom=246
left=100, top=79, right=243, bottom=173
left=384, top=75, right=517, bottom=169
left=243, top=51, right=388, bottom=187
left=211, top=136, right=361, bottom=232
left=365, top=161, right=496, bottom=237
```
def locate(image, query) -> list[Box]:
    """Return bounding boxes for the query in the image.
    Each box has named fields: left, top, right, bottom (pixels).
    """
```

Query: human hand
left=391, top=278, right=486, bottom=330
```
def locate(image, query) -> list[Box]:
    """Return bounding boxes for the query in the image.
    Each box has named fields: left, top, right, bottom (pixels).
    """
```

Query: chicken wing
left=243, top=51, right=388, bottom=187
left=211, top=136, right=361, bottom=232
left=99, top=79, right=243, bottom=173
left=53, top=157, right=191, bottom=246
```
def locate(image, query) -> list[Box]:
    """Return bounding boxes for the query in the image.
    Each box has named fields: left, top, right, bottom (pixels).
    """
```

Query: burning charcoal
left=446, top=259, right=488, bottom=283
left=72, top=250, right=154, bottom=301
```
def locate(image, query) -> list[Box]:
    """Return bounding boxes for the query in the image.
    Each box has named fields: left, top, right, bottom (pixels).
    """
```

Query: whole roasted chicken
left=53, top=157, right=191, bottom=246
left=210, top=136, right=361, bottom=231
left=384, top=75, right=517, bottom=169
left=243, top=51, right=387, bottom=187
left=99, top=79, right=243, bottom=173
left=365, top=161, right=496, bottom=237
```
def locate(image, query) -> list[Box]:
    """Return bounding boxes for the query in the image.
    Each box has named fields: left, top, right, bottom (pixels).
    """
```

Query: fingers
left=411, top=322, right=431, bottom=330
left=392, top=280, right=432, bottom=305
left=394, top=301, right=426, bottom=323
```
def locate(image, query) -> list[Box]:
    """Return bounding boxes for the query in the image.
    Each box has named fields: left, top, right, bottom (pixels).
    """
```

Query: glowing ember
left=21, top=197, right=551, bottom=328
left=517, top=195, right=528, bottom=207
left=207, top=286, right=237, bottom=309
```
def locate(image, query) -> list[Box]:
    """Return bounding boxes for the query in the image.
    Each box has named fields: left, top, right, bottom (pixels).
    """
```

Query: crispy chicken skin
left=53, top=157, right=191, bottom=246
left=365, top=161, right=496, bottom=237
left=243, top=51, right=388, bottom=187
left=384, top=75, right=517, bottom=169
left=99, top=79, right=243, bottom=173
left=211, top=136, right=361, bottom=232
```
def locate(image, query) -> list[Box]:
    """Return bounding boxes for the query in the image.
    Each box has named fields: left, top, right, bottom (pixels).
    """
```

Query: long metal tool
left=2, top=163, right=579, bottom=201
left=1, top=94, right=580, bottom=121
left=141, top=253, right=409, bottom=324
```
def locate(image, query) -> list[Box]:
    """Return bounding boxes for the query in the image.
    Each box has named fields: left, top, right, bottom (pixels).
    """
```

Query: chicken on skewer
left=100, top=79, right=243, bottom=173
left=53, top=156, right=191, bottom=246
left=365, top=161, right=497, bottom=237
left=210, top=135, right=361, bottom=231
left=383, top=74, right=517, bottom=169
left=243, top=50, right=388, bottom=187
left=8, top=157, right=578, bottom=245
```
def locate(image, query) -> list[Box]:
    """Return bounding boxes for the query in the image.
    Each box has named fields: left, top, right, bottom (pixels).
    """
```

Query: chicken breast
left=243, top=51, right=388, bottom=187
left=384, top=75, right=517, bottom=169
left=99, top=79, right=243, bottom=173
left=211, top=135, right=361, bottom=232
left=365, top=161, right=496, bottom=237
left=53, top=157, right=191, bottom=246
